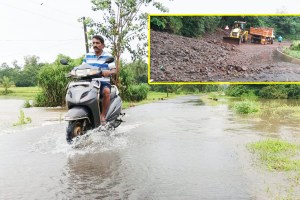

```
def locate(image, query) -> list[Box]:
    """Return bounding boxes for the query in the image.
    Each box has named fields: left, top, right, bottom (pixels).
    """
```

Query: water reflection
left=59, top=152, right=123, bottom=200
left=184, top=98, right=205, bottom=105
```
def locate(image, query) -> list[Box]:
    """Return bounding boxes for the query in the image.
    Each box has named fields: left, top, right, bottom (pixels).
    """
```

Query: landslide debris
left=150, top=30, right=268, bottom=82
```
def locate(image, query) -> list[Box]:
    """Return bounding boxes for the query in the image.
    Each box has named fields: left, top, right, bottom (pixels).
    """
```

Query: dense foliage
left=35, top=55, right=80, bottom=107
left=225, top=85, right=300, bottom=99
left=0, top=56, right=44, bottom=87
left=150, top=16, right=300, bottom=39
left=119, top=59, right=149, bottom=101
left=151, top=16, right=221, bottom=37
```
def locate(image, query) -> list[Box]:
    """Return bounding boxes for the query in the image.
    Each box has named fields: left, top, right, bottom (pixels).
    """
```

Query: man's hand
left=102, top=69, right=116, bottom=77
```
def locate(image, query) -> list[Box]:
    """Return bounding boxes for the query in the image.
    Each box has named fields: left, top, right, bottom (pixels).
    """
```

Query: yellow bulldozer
left=223, top=21, right=248, bottom=45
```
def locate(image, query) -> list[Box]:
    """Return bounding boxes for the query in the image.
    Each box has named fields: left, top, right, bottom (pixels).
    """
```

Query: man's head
left=92, top=35, right=105, bottom=55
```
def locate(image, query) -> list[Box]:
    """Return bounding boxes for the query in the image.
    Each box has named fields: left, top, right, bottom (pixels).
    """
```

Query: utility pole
left=82, top=16, right=89, bottom=53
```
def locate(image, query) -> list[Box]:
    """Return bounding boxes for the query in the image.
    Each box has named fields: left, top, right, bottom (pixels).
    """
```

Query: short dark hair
left=92, top=35, right=104, bottom=44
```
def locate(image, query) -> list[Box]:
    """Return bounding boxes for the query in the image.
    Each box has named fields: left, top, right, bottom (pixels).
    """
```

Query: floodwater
left=1, top=96, right=300, bottom=199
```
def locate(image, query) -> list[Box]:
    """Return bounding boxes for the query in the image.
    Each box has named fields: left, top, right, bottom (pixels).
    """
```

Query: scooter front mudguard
left=65, top=107, right=90, bottom=121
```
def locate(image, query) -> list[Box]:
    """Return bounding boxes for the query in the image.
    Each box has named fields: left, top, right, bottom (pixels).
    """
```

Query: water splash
left=30, top=123, right=142, bottom=156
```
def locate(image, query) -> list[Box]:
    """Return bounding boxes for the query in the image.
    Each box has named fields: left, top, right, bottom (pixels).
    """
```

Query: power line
left=0, top=40, right=85, bottom=59
left=25, top=0, right=84, bottom=19
left=0, top=1, right=82, bottom=29
left=0, top=39, right=82, bottom=42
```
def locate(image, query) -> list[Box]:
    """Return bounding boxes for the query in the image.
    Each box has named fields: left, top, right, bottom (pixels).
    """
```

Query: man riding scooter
left=82, top=35, right=116, bottom=125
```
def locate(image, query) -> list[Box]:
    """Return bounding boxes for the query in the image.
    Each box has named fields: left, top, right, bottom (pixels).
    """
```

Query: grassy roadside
left=283, top=40, right=300, bottom=60
left=122, top=92, right=184, bottom=109
left=0, top=86, right=41, bottom=100
left=0, top=87, right=184, bottom=108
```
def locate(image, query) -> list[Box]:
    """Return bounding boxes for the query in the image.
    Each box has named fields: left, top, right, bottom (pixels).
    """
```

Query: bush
left=123, top=84, right=150, bottom=101
left=34, top=92, right=48, bottom=107
left=225, top=85, right=249, bottom=97
left=233, top=100, right=260, bottom=114
left=258, top=85, right=288, bottom=99
left=36, top=63, right=72, bottom=107
left=34, top=55, right=82, bottom=107
left=23, top=100, right=32, bottom=108
left=290, top=40, right=300, bottom=51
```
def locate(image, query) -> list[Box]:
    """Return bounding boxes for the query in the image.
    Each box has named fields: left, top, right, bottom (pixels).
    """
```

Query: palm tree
left=1, top=76, right=13, bottom=94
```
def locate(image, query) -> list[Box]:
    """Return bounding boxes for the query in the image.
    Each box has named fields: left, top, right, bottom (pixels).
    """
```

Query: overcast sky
left=0, top=0, right=300, bottom=66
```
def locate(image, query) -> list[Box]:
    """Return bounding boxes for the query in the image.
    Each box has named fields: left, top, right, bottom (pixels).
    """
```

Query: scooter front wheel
left=66, top=120, right=85, bottom=144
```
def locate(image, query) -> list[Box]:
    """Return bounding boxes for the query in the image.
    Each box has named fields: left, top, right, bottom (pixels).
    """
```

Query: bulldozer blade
left=223, top=37, right=241, bottom=45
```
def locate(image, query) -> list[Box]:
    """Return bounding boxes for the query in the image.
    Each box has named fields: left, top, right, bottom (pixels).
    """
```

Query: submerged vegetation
left=231, top=99, right=300, bottom=122
left=258, top=101, right=300, bottom=121
left=249, top=139, right=300, bottom=171
left=233, top=100, right=260, bottom=114
left=13, top=110, right=32, bottom=126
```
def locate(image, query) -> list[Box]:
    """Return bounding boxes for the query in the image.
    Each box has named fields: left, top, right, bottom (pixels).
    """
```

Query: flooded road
left=1, top=96, right=300, bottom=199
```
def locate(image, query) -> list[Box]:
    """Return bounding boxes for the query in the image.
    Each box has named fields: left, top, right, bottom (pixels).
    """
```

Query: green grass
left=249, top=139, right=300, bottom=171
left=0, top=86, right=41, bottom=100
left=284, top=48, right=300, bottom=60
left=0, top=87, right=182, bottom=109
left=122, top=91, right=184, bottom=109
left=283, top=40, right=300, bottom=59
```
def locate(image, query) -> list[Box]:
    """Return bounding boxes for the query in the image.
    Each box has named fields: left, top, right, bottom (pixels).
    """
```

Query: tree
left=1, top=76, right=13, bottom=94
left=87, top=0, right=169, bottom=86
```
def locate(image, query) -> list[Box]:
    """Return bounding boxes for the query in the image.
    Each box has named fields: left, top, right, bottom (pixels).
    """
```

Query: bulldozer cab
left=224, top=21, right=248, bottom=45
left=233, top=21, right=246, bottom=30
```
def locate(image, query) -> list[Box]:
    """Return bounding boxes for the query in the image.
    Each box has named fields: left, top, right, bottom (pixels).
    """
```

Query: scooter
left=60, top=57, right=124, bottom=144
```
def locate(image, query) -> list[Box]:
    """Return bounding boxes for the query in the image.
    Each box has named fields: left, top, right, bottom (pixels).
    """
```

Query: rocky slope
left=150, top=30, right=300, bottom=82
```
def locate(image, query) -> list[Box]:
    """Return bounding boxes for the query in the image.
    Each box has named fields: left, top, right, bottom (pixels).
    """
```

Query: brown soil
left=150, top=30, right=300, bottom=82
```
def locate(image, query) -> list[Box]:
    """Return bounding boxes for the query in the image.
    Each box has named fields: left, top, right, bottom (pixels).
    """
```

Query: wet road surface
left=1, top=96, right=300, bottom=199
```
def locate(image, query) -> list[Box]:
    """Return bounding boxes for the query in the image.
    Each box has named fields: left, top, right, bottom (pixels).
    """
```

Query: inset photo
left=149, top=15, right=300, bottom=83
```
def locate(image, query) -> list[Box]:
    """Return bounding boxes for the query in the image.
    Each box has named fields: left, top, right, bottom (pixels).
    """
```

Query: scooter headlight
left=75, top=68, right=100, bottom=77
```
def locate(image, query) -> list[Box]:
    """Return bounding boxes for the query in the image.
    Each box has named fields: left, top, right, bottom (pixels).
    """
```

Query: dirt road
left=150, top=30, right=300, bottom=82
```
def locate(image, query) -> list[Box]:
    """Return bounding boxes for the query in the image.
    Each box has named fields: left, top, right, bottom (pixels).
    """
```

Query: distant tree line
left=2, top=55, right=300, bottom=106
left=150, top=16, right=300, bottom=39
left=0, top=56, right=43, bottom=87
left=225, top=84, right=300, bottom=99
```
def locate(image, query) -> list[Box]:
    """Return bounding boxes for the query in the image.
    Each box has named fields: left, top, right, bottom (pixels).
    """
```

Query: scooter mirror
left=60, top=59, right=69, bottom=65
left=104, top=57, right=114, bottom=64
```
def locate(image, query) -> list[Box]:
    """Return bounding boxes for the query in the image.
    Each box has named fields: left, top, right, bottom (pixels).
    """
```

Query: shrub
left=225, top=85, right=249, bottom=97
left=23, top=100, right=31, bottom=108
left=258, top=85, right=288, bottom=99
left=34, top=92, right=48, bottom=107
left=233, top=100, right=260, bottom=114
left=290, top=40, right=300, bottom=51
left=36, top=62, right=72, bottom=107
left=123, top=84, right=150, bottom=101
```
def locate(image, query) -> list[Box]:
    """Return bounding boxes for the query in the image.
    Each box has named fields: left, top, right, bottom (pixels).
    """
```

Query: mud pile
left=150, top=30, right=270, bottom=82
